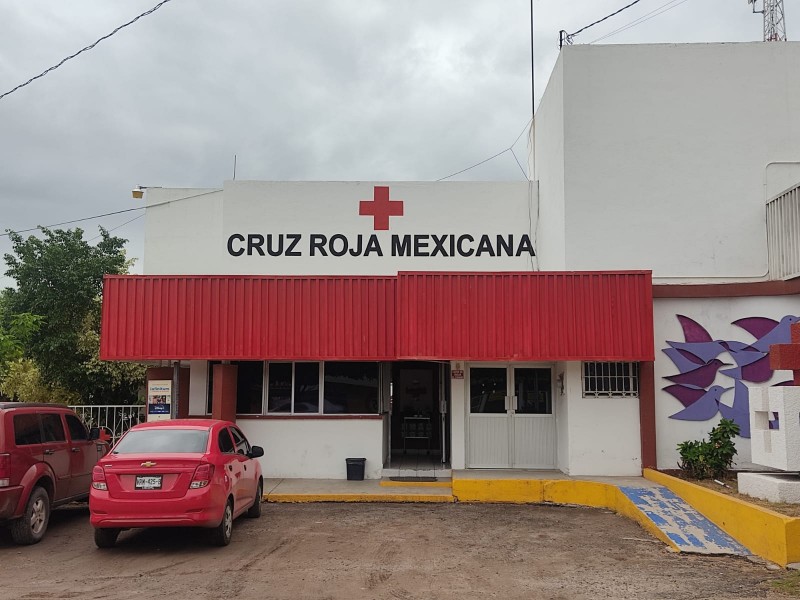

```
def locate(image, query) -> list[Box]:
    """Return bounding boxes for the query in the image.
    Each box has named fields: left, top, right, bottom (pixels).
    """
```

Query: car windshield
left=112, top=429, right=209, bottom=454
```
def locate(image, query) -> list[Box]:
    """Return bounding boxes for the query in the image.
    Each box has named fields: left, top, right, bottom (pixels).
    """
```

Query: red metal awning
left=100, top=275, right=396, bottom=361
left=396, top=271, right=654, bottom=361
left=101, top=271, right=653, bottom=362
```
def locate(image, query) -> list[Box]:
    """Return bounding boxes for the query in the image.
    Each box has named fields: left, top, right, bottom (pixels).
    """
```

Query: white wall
left=554, top=361, right=570, bottom=473
left=654, top=296, right=799, bottom=470
left=143, top=188, right=223, bottom=275
left=144, top=181, right=539, bottom=276
left=560, top=362, right=642, bottom=476
left=533, top=42, right=800, bottom=282
left=188, top=360, right=208, bottom=415
left=531, top=56, right=567, bottom=270
left=449, top=361, right=467, bottom=470
left=237, top=419, right=384, bottom=479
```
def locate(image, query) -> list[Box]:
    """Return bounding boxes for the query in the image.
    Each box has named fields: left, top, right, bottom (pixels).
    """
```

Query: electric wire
left=589, top=0, right=694, bottom=43
left=5, top=121, right=533, bottom=236
left=561, top=0, right=645, bottom=45
left=86, top=214, right=145, bottom=243
left=437, top=118, right=532, bottom=182
left=1, top=189, right=222, bottom=238
left=0, top=0, right=175, bottom=102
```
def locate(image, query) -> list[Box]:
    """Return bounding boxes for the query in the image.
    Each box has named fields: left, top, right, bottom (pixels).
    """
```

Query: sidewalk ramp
left=619, top=486, right=750, bottom=556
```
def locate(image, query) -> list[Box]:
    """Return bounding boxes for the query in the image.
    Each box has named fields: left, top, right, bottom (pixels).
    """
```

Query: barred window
left=583, top=362, right=639, bottom=397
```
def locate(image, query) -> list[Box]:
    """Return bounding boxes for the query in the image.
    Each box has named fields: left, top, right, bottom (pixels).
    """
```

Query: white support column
left=450, top=361, right=467, bottom=470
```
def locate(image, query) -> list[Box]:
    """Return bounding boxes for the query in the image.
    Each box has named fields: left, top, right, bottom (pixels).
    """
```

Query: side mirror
left=88, top=427, right=100, bottom=441
left=248, top=446, right=264, bottom=459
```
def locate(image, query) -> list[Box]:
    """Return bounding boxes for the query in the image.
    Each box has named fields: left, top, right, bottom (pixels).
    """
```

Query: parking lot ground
left=0, top=502, right=789, bottom=600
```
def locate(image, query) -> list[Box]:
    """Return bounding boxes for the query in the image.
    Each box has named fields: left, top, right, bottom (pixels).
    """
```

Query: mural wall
left=654, top=297, right=799, bottom=469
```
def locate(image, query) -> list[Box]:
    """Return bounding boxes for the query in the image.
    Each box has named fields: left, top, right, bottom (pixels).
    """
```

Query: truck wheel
left=94, top=528, right=120, bottom=548
left=10, top=486, right=50, bottom=545
left=247, top=480, right=263, bottom=518
left=210, top=499, right=233, bottom=546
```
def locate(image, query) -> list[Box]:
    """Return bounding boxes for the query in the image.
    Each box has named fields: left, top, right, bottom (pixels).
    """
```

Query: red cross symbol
left=359, top=186, right=403, bottom=231
left=770, top=322, right=800, bottom=385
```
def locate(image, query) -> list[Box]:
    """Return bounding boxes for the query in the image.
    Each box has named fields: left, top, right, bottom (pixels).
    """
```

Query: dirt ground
left=0, top=502, right=789, bottom=600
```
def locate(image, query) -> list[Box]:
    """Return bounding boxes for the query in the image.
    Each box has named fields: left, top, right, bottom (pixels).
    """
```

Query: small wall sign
left=147, top=380, right=172, bottom=422
left=451, top=369, right=464, bottom=380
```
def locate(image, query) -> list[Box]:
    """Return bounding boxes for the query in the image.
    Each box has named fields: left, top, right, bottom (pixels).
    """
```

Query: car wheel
left=210, top=499, right=234, bottom=546
left=247, top=480, right=263, bottom=518
left=94, top=528, right=121, bottom=549
left=10, top=486, right=50, bottom=545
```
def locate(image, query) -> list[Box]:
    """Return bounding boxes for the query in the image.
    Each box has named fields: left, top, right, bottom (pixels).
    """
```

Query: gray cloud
left=0, top=0, right=768, bottom=286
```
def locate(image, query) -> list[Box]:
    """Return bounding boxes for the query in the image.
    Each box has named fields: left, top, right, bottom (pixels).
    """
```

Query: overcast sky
left=0, top=0, right=771, bottom=287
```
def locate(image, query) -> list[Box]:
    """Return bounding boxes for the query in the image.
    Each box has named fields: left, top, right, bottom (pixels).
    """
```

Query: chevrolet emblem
left=140, top=461, right=157, bottom=467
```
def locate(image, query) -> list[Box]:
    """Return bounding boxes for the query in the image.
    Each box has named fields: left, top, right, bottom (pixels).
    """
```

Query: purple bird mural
left=664, top=358, right=729, bottom=387
left=720, top=354, right=773, bottom=383
left=666, top=340, right=728, bottom=364
left=676, top=315, right=714, bottom=342
left=732, top=315, right=799, bottom=353
left=669, top=385, right=731, bottom=421
left=717, top=380, right=751, bottom=438
left=663, top=384, right=707, bottom=408
left=662, top=347, right=705, bottom=373
left=662, top=313, right=798, bottom=439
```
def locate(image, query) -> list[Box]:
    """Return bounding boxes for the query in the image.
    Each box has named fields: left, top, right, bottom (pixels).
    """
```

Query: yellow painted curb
left=643, top=468, right=800, bottom=567
left=379, top=480, right=452, bottom=488
left=451, top=478, right=679, bottom=551
left=266, top=493, right=456, bottom=503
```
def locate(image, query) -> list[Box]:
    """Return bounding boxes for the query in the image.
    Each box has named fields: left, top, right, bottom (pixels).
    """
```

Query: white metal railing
left=767, top=183, right=800, bottom=280
left=69, top=404, right=146, bottom=445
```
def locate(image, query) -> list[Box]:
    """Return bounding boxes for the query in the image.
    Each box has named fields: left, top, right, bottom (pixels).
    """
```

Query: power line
left=590, top=0, right=694, bottom=43
left=2, top=207, right=144, bottom=237
left=1, top=189, right=222, bottom=238
left=86, top=214, right=145, bottom=243
left=560, top=0, right=645, bottom=47
left=437, top=118, right=533, bottom=181
left=0, top=0, right=176, bottom=102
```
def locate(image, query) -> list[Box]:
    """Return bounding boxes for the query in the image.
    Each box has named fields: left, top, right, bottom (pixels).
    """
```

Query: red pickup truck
left=0, top=402, right=108, bottom=544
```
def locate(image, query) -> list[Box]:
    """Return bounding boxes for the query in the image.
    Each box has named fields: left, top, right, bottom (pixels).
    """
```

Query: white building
left=102, top=42, right=800, bottom=478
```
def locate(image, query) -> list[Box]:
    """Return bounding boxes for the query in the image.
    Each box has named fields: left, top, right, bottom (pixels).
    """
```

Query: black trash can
left=345, top=457, right=366, bottom=481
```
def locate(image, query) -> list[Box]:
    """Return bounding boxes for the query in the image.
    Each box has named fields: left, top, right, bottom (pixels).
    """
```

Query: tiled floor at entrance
left=383, top=451, right=451, bottom=478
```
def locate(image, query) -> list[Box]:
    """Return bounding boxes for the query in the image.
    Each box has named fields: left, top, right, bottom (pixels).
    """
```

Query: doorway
left=387, top=362, right=450, bottom=471
left=467, top=364, right=556, bottom=468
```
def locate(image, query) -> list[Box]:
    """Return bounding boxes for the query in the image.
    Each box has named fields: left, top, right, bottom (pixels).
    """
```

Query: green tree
left=3, top=227, right=145, bottom=404
left=0, top=300, right=43, bottom=379
left=0, top=358, right=78, bottom=404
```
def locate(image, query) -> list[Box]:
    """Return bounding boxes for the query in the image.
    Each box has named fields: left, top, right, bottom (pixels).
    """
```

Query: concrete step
left=619, top=486, right=750, bottom=556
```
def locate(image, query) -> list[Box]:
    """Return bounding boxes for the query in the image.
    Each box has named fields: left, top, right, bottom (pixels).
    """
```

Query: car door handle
left=243, top=465, right=247, bottom=471
left=71, top=447, right=81, bottom=453
left=44, top=449, right=54, bottom=455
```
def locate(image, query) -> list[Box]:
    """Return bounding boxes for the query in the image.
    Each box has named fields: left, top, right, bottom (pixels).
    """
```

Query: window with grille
left=582, top=362, right=639, bottom=397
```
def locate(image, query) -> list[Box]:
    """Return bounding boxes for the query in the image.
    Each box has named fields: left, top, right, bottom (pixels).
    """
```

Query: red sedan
left=89, top=419, right=264, bottom=548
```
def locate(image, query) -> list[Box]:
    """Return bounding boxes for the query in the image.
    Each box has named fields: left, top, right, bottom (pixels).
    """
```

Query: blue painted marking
left=618, top=485, right=750, bottom=555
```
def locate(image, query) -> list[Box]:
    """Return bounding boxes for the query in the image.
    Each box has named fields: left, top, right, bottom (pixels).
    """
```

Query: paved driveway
left=0, top=502, right=783, bottom=600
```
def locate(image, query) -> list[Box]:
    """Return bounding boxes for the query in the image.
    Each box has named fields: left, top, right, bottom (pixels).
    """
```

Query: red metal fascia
left=395, top=271, right=654, bottom=361
left=100, top=275, right=396, bottom=361
left=101, top=271, right=655, bottom=362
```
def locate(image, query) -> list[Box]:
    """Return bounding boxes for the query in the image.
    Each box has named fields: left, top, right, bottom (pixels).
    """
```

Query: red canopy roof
left=101, top=271, right=653, bottom=362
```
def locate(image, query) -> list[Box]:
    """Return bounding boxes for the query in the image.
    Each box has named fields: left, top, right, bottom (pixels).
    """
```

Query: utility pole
left=749, top=0, right=787, bottom=41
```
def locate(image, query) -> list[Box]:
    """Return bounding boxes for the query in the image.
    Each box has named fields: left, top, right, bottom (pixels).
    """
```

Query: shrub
left=677, top=418, right=740, bottom=480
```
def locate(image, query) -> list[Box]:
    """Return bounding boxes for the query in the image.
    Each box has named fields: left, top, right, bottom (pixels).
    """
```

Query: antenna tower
left=748, top=0, right=787, bottom=41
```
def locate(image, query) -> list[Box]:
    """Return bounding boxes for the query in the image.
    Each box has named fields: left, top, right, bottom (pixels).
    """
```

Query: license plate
left=135, top=475, right=162, bottom=490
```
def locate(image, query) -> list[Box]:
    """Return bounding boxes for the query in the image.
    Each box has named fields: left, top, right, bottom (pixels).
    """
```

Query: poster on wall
left=147, top=380, right=172, bottom=422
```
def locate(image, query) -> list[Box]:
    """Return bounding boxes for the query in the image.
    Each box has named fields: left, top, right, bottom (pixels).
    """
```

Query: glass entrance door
left=467, top=365, right=555, bottom=468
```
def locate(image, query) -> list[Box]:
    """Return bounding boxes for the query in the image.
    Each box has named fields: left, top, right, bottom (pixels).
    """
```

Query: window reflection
left=324, top=362, right=379, bottom=414
left=267, top=363, right=292, bottom=413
